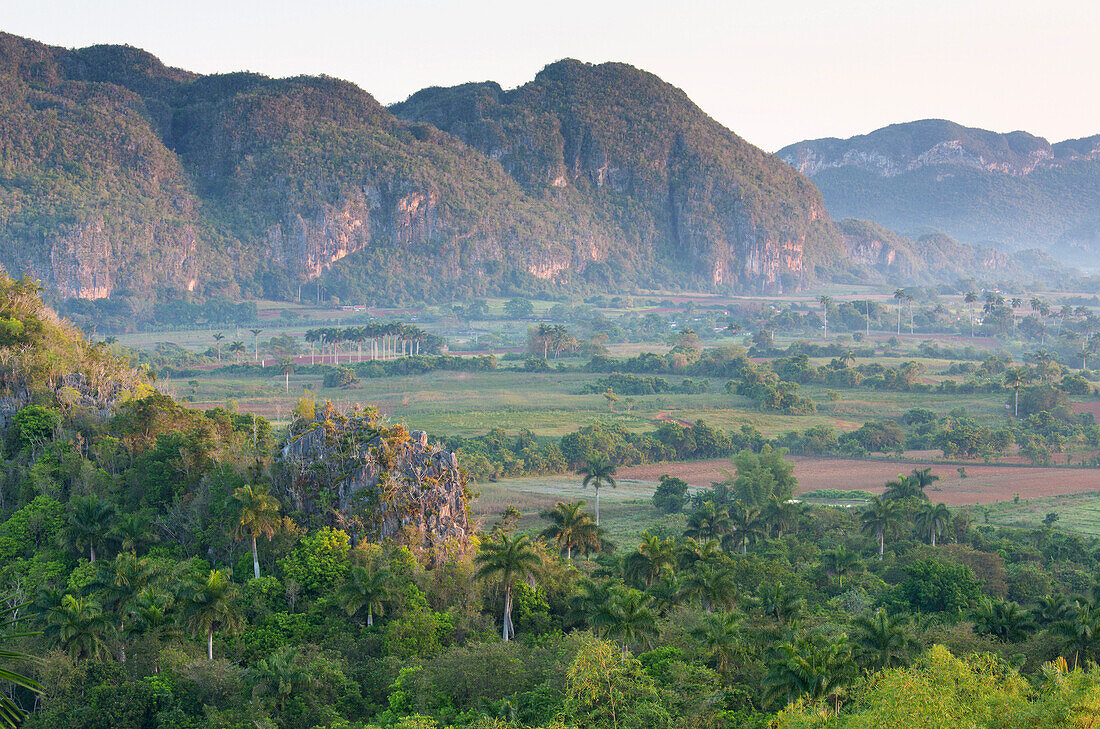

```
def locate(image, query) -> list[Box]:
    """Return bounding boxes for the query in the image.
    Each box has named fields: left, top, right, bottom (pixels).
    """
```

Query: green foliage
left=279, top=527, right=350, bottom=596
left=895, top=560, right=983, bottom=613
left=652, top=475, right=689, bottom=514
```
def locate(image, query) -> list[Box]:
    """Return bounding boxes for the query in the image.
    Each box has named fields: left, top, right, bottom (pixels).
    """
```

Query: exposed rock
left=279, top=404, right=471, bottom=561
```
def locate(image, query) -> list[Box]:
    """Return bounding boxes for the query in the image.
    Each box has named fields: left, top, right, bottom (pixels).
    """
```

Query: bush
left=652, top=475, right=689, bottom=513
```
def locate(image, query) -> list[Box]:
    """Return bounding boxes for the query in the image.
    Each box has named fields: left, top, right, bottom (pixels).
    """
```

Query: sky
left=2, top=0, right=1097, bottom=152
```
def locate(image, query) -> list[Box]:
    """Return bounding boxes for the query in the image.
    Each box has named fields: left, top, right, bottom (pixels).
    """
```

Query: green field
left=985, top=492, right=1100, bottom=535
left=164, top=363, right=1011, bottom=440
left=473, top=474, right=681, bottom=547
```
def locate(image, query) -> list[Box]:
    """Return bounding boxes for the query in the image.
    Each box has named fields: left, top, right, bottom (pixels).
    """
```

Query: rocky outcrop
left=280, top=405, right=471, bottom=561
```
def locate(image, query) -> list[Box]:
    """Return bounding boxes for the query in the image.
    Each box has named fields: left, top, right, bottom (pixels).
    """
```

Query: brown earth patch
left=617, top=456, right=1100, bottom=506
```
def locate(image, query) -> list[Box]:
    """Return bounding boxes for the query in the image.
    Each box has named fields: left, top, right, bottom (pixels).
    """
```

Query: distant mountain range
left=778, top=120, right=1100, bottom=264
left=0, top=32, right=1079, bottom=310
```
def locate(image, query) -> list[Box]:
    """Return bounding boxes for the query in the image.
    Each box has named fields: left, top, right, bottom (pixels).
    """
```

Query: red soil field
left=617, top=456, right=1100, bottom=506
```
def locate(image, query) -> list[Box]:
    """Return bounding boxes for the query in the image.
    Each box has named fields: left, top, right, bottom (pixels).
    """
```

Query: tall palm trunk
left=502, top=585, right=513, bottom=641
left=90, top=544, right=96, bottom=562
left=367, top=606, right=374, bottom=627
left=594, top=488, right=600, bottom=526
left=252, top=534, right=260, bottom=579
left=208, top=628, right=214, bottom=660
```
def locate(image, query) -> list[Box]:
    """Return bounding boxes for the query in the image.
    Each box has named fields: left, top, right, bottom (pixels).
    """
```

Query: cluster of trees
left=580, top=373, right=708, bottom=396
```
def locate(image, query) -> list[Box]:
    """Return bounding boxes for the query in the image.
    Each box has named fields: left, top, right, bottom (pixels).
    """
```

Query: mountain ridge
left=0, top=33, right=1076, bottom=313
left=777, top=119, right=1100, bottom=259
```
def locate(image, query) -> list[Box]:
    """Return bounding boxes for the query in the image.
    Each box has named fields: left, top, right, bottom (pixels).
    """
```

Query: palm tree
left=111, top=511, right=158, bottom=555
left=906, top=293, right=915, bottom=334
left=212, top=332, right=225, bottom=362
left=579, top=456, right=617, bottom=525
left=125, top=587, right=181, bottom=672
left=0, top=592, right=42, bottom=728
left=338, top=565, right=391, bottom=626
left=883, top=474, right=928, bottom=502
left=852, top=608, right=915, bottom=670
left=540, top=501, right=600, bottom=560
left=763, top=497, right=801, bottom=539
left=591, top=587, right=658, bottom=657
left=915, top=502, right=951, bottom=546
left=910, top=467, right=940, bottom=491
left=727, top=503, right=763, bottom=555
left=66, top=495, right=115, bottom=562
left=680, top=563, right=737, bottom=613
left=1053, top=602, right=1100, bottom=668
left=893, top=289, right=906, bottom=335
left=229, top=340, right=246, bottom=364
left=764, top=633, right=855, bottom=710
left=250, top=328, right=263, bottom=362
left=972, top=597, right=1034, bottom=642
left=685, top=500, right=732, bottom=545
left=822, top=547, right=862, bottom=588
left=675, top=537, right=723, bottom=572
left=90, top=552, right=162, bottom=661
left=1036, top=593, right=1074, bottom=626
left=185, top=569, right=245, bottom=660
left=692, top=610, right=743, bottom=672
left=861, top=497, right=900, bottom=559
left=964, top=291, right=978, bottom=337
left=279, top=357, right=294, bottom=394
left=304, top=329, right=319, bottom=364
left=248, top=646, right=312, bottom=712
left=625, top=533, right=676, bottom=587
left=232, top=484, right=281, bottom=579
left=819, top=295, right=832, bottom=339
left=1004, top=368, right=1028, bottom=417
left=44, top=594, right=112, bottom=662
left=475, top=532, right=541, bottom=641
left=754, top=582, right=803, bottom=625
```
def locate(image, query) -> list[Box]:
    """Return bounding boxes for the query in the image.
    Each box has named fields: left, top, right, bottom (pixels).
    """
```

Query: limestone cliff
left=279, top=403, right=471, bottom=561
left=393, top=60, right=841, bottom=291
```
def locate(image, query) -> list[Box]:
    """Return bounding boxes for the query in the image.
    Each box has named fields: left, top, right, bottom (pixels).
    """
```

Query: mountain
left=835, top=218, right=1068, bottom=285
left=0, top=33, right=842, bottom=307
left=391, top=60, right=842, bottom=290
left=777, top=120, right=1100, bottom=262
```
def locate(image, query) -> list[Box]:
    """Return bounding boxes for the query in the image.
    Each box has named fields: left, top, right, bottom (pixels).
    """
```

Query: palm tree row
left=303, top=323, right=429, bottom=365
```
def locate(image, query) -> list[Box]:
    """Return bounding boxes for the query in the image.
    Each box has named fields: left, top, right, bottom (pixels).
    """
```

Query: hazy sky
left=3, top=0, right=1097, bottom=151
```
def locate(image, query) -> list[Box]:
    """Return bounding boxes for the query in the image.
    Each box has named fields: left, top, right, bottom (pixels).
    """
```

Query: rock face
left=393, top=60, right=840, bottom=291
left=280, top=405, right=471, bottom=560
left=778, top=120, right=1100, bottom=258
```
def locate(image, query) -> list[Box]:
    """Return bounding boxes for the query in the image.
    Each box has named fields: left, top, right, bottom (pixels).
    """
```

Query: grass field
left=164, top=360, right=1013, bottom=440
left=985, top=492, right=1100, bottom=535
left=472, top=475, right=686, bottom=546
